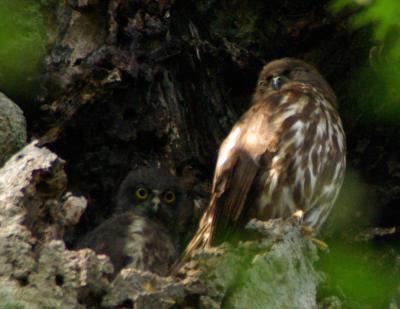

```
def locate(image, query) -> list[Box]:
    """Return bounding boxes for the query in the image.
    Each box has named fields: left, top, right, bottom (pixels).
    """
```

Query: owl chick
left=77, top=167, right=192, bottom=277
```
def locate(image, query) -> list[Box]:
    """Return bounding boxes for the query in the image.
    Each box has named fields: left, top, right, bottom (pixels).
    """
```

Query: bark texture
left=38, top=0, right=369, bottom=238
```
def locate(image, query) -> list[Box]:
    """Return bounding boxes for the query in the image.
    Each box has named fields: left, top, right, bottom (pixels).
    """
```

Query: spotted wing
left=207, top=97, right=281, bottom=244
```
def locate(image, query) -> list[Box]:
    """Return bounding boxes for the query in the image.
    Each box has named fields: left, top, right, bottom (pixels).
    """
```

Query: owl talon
left=300, top=225, right=328, bottom=251
left=300, top=225, right=314, bottom=236
left=292, top=210, right=304, bottom=221
left=309, top=237, right=328, bottom=251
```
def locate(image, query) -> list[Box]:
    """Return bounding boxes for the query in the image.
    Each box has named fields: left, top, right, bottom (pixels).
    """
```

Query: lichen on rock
left=178, top=218, right=320, bottom=309
left=0, top=141, right=111, bottom=309
left=0, top=92, right=27, bottom=167
left=0, top=141, right=322, bottom=309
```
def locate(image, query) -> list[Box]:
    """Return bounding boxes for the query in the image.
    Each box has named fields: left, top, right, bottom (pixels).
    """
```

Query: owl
left=172, top=58, right=346, bottom=272
left=77, top=167, right=192, bottom=277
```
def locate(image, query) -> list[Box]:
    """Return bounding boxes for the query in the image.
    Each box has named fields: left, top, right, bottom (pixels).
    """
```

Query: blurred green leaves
left=0, top=304, right=25, bottom=309
left=319, top=241, right=398, bottom=307
left=324, top=170, right=377, bottom=238
left=331, top=0, right=400, bottom=39
left=322, top=172, right=396, bottom=306
left=331, top=0, right=400, bottom=121
left=0, top=0, right=45, bottom=95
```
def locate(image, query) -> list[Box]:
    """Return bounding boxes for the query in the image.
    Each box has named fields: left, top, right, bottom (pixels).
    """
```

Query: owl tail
left=169, top=197, right=216, bottom=275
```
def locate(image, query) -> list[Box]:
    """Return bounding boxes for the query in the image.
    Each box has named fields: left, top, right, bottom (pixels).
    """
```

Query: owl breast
left=77, top=212, right=177, bottom=277
left=123, top=214, right=177, bottom=276
left=253, top=86, right=346, bottom=230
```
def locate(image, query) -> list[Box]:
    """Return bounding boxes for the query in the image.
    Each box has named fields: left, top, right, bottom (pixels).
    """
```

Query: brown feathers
left=171, top=58, right=346, bottom=274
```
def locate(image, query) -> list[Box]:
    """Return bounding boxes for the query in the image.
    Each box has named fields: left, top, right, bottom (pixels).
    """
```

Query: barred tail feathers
left=169, top=197, right=216, bottom=275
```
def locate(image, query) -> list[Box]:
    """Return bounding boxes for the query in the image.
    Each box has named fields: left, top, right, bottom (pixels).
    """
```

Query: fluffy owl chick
left=77, top=212, right=177, bottom=276
left=171, top=58, right=346, bottom=273
left=77, top=167, right=191, bottom=277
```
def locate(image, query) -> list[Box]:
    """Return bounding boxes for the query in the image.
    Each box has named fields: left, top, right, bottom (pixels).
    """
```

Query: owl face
left=115, top=167, right=186, bottom=230
left=254, top=58, right=337, bottom=106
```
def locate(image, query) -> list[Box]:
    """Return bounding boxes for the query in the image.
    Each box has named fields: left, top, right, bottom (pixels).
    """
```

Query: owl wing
left=170, top=92, right=286, bottom=274
left=208, top=94, right=281, bottom=243
left=76, top=213, right=135, bottom=274
left=212, top=86, right=346, bottom=236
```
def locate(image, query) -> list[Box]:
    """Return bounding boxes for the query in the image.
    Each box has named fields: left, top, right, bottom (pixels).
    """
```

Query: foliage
left=319, top=241, right=398, bottom=307
left=330, top=0, right=400, bottom=121
left=320, top=169, right=397, bottom=306
left=0, top=304, right=25, bottom=309
left=331, top=0, right=400, bottom=39
left=319, top=3, right=400, bottom=306
left=0, top=0, right=46, bottom=96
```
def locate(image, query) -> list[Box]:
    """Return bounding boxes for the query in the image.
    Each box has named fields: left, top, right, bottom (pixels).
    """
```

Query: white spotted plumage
left=171, top=58, right=346, bottom=274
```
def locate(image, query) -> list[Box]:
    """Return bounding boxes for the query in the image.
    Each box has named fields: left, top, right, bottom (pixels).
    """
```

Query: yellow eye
left=163, top=190, right=176, bottom=204
left=135, top=187, right=148, bottom=200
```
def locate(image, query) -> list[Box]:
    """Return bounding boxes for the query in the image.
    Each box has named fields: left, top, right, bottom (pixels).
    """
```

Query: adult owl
left=77, top=167, right=192, bottom=277
left=172, top=58, right=346, bottom=272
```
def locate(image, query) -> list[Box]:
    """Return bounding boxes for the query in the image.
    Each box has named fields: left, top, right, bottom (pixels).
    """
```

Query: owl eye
left=163, top=190, right=176, bottom=204
left=135, top=187, right=149, bottom=200
left=271, top=76, right=284, bottom=90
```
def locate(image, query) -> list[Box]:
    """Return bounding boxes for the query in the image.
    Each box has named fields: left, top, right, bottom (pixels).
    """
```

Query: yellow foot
left=291, top=210, right=304, bottom=222
left=308, top=236, right=329, bottom=251
left=300, top=225, right=329, bottom=251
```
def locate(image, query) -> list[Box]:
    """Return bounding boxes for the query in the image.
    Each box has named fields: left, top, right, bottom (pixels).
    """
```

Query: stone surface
left=103, top=268, right=185, bottom=308
left=178, top=218, right=320, bottom=309
left=224, top=220, right=319, bottom=309
left=0, top=141, right=112, bottom=309
left=0, top=92, right=27, bottom=167
left=0, top=141, right=320, bottom=308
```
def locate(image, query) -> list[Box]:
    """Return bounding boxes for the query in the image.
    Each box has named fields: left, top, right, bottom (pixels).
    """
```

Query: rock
left=0, top=92, right=27, bottom=167
left=224, top=221, right=320, bottom=309
left=103, top=268, right=185, bottom=308
left=0, top=141, right=112, bottom=309
left=0, top=141, right=321, bottom=308
left=180, top=218, right=320, bottom=309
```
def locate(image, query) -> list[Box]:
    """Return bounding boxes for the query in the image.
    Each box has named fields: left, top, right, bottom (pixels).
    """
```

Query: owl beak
left=151, top=193, right=161, bottom=213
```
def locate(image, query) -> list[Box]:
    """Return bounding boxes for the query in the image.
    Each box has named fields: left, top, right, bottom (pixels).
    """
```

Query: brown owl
left=77, top=167, right=192, bottom=277
left=172, top=58, right=346, bottom=272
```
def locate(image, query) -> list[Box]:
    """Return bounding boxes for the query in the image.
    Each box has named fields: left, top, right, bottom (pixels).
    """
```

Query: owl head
left=115, top=167, right=191, bottom=235
left=254, top=58, right=337, bottom=106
